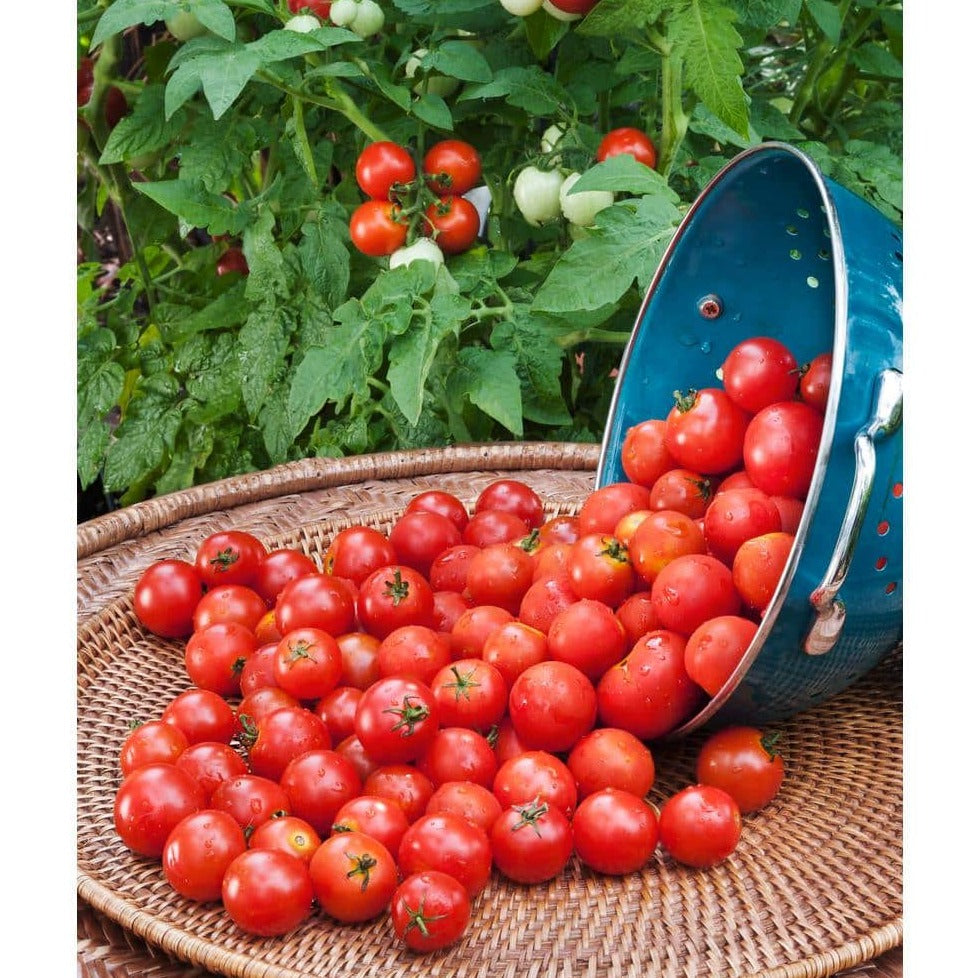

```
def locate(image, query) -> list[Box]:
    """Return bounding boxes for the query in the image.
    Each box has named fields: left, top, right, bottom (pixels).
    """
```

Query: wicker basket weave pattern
left=77, top=445, right=902, bottom=978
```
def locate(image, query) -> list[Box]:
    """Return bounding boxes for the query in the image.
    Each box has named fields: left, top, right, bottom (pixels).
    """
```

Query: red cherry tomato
left=356, top=565, right=436, bottom=639
left=424, top=195, right=480, bottom=254
left=377, top=624, right=452, bottom=686
left=799, top=352, right=833, bottom=413
left=490, top=798, right=573, bottom=884
left=628, top=508, right=706, bottom=583
left=577, top=482, right=650, bottom=536
left=221, top=849, right=314, bottom=936
left=620, top=418, right=673, bottom=487
left=362, top=764, right=435, bottom=823
left=702, top=487, right=783, bottom=565
left=547, top=598, right=628, bottom=681
left=355, top=141, right=416, bottom=200
left=211, top=774, right=291, bottom=834
left=482, top=619, right=550, bottom=690
left=397, top=812, right=493, bottom=898
left=508, top=660, right=597, bottom=753
left=665, top=387, right=749, bottom=475
left=391, top=870, right=471, bottom=951
left=113, top=764, right=205, bottom=857
left=274, top=627, right=344, bottom=700
left=161, top=688, right=237, bottom=745
left=324, top=525, right=397, bottom=587
left=683, top=614, right=759, bottom=696
left=416, top=725, right=498, bottom=789
left=566, top=727, right=655, bottom=799
left=732, top=531, right=795, bottom=612
left=572, top=788, right=659, bottom=875
left=474, top=479, right=545, bottom=528
left=194, top=530, right=267, bottom=589
left=245, top=705, right=332, bottom=782
left=567, top=534, right=635, bottom=608
left=596, top=127, right=657, bottom=169
left=309, top=830, right=399, bottom=922
left=332, top=794, right=410, bottom=856
left=249, top=813, right=322, bottom=865
left=431, top=658, right=508, bottom=730
left=133, top=559, right=203, bottom=638
left=696, top=726, right=786, bottom=813
left=354, top=675, right=440, bottom=764
left=279, top=748, right=361, bottom=836
left=423, top=139, right=482, bottom=196
left=449, top=603, right=515, bottom=659
left=275, top=573, right=356, bottom=637
left=253, top=548, right=318, bottom=605
left=184, top=621, right=258, bottom=697
left=119, top=720, right=189, bottom=777
left=426, top=781, right=502, bottom=835
left=162, top=810, right=247, bottom=901
left=720, top=336, right=800, bottom=414
left=174, top=741, right=249, bottom=803
left=742, top=400, right=824, bottom=499
left=216, top=247, right=249, bottom=277
left=492, top=749, right=577, bottom=820
left=658, top=784, right=742, bottom=868
left=349, top=200, right=408, bottom=257
left=650, top=553, right=741, bottom=636
left=287, top=0, right=332, bottom=16
left=649, top=468, right=715, bottom=519
left=465, top=542, right=536, bottom=615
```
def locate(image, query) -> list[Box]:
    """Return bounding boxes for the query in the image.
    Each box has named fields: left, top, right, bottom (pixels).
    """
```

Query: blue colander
left=596, top=142, right=903, bottom=733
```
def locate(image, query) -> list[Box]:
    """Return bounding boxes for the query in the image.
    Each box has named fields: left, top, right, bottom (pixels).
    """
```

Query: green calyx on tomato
left=383, top=695, right=432, bottom=736
left=345, top=851, right=379, bottom=891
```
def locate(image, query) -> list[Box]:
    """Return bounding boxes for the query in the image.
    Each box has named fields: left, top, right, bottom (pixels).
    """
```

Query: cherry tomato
left=221, top=849, right=314, bottom=936
left=314, top=685, right=362, bottom=742
left=424, top=195, right=480, bottom=254
left=684, top=614, right=759, bottom=696
left=404, top=489, right=470, bottom=532
left=649, top=468, right=715, bottom=519
left=416, top=726, right=498, bottom=788
left=531, top=541, right=575, bottom=584
left=309, top=830, right=399, bottom=922
left=162, top=810, right=247, bottom=901
left=161, top=688, right=237, bottom=745
left=194, top=530, right=267, bottom=590
left=650, top=553, right=741, bottom=636
left=332, top=794, right=410, bottom=856
left=388, top=510, right=461, bottom=577
left=628, top=508, right=706, bottom=583
left=428, top=544, right=482, bottom=593
left=357, top=565, right=436, bottom=639
left=174, top=741, right=249, bottom=803
left=742, top=400, right=823, bottom=499
left=517, top=577, right=577, bottom=636
left=244, top=705, right=332, bottom=782
left=596, top=127, right=657, bottom=168
left=273, top=627, right=343, bottom=700
left=449, top=603, right=515, bottom=659
left=423, top=139, right=482, bottom=195
left=620, top=418, right=673, bottom=488
left=113, top=764, right=205, bottom=857
left=577, top=482, right=650, bottom=536
left=362, top=764, right=435, bottom=823
left=799, top=352, right=833, bottom=413
left=397, top=812, right=492, bottom=898
left=253, top=548, right=319, bottom=605
left=703, top=487, right=783, bottom=565
left=431, top=658, right=508, bottom=730
left=509, top=660, right=597, bottom=753
left=355, top=675, right=440, bottom=764
left=275, top=573, right=356, bottom=637
left=567, top=727, right=655, bottom=799
left=462, top=509, right=530, bottom=547
left=721, top=336, right=800, bottom=414
left=567, top=533, right=635, bottom=607
left=237, top=642, right=279, bottom=695
left=279, top=749, right=360, bottom=835
left=732, top=531, right=795, bottom=612
left=391, top=870, right=471, bottom=952
left=324, top=525, right=397, bottom=587
left=249, top=813, right=322, bottom=865
left=771, top=494, right=804, bottom=534
left=572, top=788, right=659, bottom=875
left=376, top=625, right=452, bottom=685
left=490, top=798, right=573, bottom=884
left=658, top=784, right=742, bottom=868
left=538, top=514, right=580, bottom=546
left=119, top=720, right=188, bottom=777
left=184, top=621, right=257, bottom=697
left=288, top=0, right=332, bottom=17
left=432, top=589, right=472, bottom=634
left=426, top=781, right=502, bottom=835
left=334, top=733, right=381, bottom=784
left=191, top=584, right=267, bottom=634
left=665, top=388, right=749, bottom=475
left=336, top=631, right=382, bottom=689
left=596, top=629, right=703, bottom=740
left=237, top=687, right=301, bottom=730
left=490, top=716, right=528, bottom=766
left=547, top=598, right=628, bottom=681
left=493, top=749, right=577, bottom=820
left=349, top=200, right=408, bottom=257
left=211, top=774, right=291, bottom=834
left=355, top=141, right=416, bottom=200
left=133, top=559, right=203, bottom=638
left=474, top=479, right=544, bottom=528
left=216, top=247, right=249, bottom=277
left=615, top=591, right=659, bottom=646
left=696, top=726, right=786, bottom=812
left=465, top=542, right=536, bottom=615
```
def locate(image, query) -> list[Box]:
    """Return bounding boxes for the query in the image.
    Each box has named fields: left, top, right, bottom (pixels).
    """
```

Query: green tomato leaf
left=246, top=26, right=362, bottom=62
left=78, top=328, right=125, bottom=424
left=132, top=179, right=247, bottom=235
left=162, top=281, right=251, bottom=342
left=298, top=216, right=351, bottom=311
left=458, top=65, right=569, bottom=117
left=532, top=195, right=681, bottom=315
left=99, top=85, right=185, bottom=166
left=411, top=92, right=455, bottom=132
left=669, top=0, right=749, bottom=140
left=78, top=421, right=113, bottom=490
left=387, top=289, right=467, bottom=426
left=749, top=98, right=804, bottom=141
left=178, top=115, right=259, bottom=193
left=578, top=0, right=668, bottom=38
left=239, top=306, right=294, bottom=419
left=491, top=311, right=572, bottom=427
left=851, top=41, right=903, bottom=79
left=165, top=42, right=262, bottom=119
left=449, top=347, right=524, bottom=437
left=727, top=0, right=802, bottom=28
left=243, top=209, right=291, bottom=300
left=257, top=395, right=298, bottom=465
left=569, top=155, right=680, bottom=200
left=91, top=0, right=235, bottom=48
left=522, top=9, right=570, bottom=61
left=368, top=63, right=413, bottom=111
left=687, top=101, right=758, bottom=149
left=803, top=0, right=842, bottom=43
left=428, top=40, right=493, bottom=82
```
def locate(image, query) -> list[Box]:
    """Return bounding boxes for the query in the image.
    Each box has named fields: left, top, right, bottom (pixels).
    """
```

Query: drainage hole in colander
left=806, top=276, right=819, bottom=288
left=892, top=482, right=903, bottom=498
left=893, top=251, right=903, bottom=263
left=789, top=249, right=802, bottom=260
left=786, top=224, right=799, bottom=235
left=875, top=557, right=888, bottom=571
left=877, top=520, right=890, bottom=536
left=885, top=581, right=898, bottom=595
left=817, top=248, right=830, bottom=260
left=797, top=207, right=810, bottom=218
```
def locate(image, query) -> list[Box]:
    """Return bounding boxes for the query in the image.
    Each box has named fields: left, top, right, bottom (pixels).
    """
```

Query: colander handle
left=803, top=368, right=903, bottom=655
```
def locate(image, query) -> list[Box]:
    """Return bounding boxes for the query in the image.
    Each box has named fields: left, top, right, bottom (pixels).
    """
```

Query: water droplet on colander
left=700, top=340, right=712, bottom=354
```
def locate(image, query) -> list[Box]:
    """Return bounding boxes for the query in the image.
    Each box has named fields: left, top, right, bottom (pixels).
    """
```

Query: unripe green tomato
left=541, top=123, right=566, bottom=154
left=285, top=14, right=321, bottom=32
left=499, top=0, right=544, bottom=16
left=350, top=0, right=385, bottom=37
left=559, top=172, right=614, bottom=227
left=513, top=166, right=564, bottom=227
left=541, top=0, right=580, bottom=21
left=329, top=0, right=358, bottom=26
left=389, top=238, right=446, bottom=270
left=165, top=11, right=208, bottom=41
left=405, top=48, right=460, bottom=98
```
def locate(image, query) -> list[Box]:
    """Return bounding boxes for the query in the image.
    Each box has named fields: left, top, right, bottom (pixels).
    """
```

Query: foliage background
left=76, top=0, right=903, bottom=516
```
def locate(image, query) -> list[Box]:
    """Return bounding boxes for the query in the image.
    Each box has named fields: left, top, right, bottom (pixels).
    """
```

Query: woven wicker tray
left=77, top=443, right=903, bottom=978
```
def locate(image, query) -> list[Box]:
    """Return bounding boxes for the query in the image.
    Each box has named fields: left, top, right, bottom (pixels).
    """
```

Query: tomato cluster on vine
left=117, top=337, right=825, bottom=946
left=348, top=139, right=483, bottom=264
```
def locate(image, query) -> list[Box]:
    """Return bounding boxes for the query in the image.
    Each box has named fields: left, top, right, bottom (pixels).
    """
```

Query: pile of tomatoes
left=114, top=333, right=827, bottom=951
left=348, top=139, right=483, bottom=263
